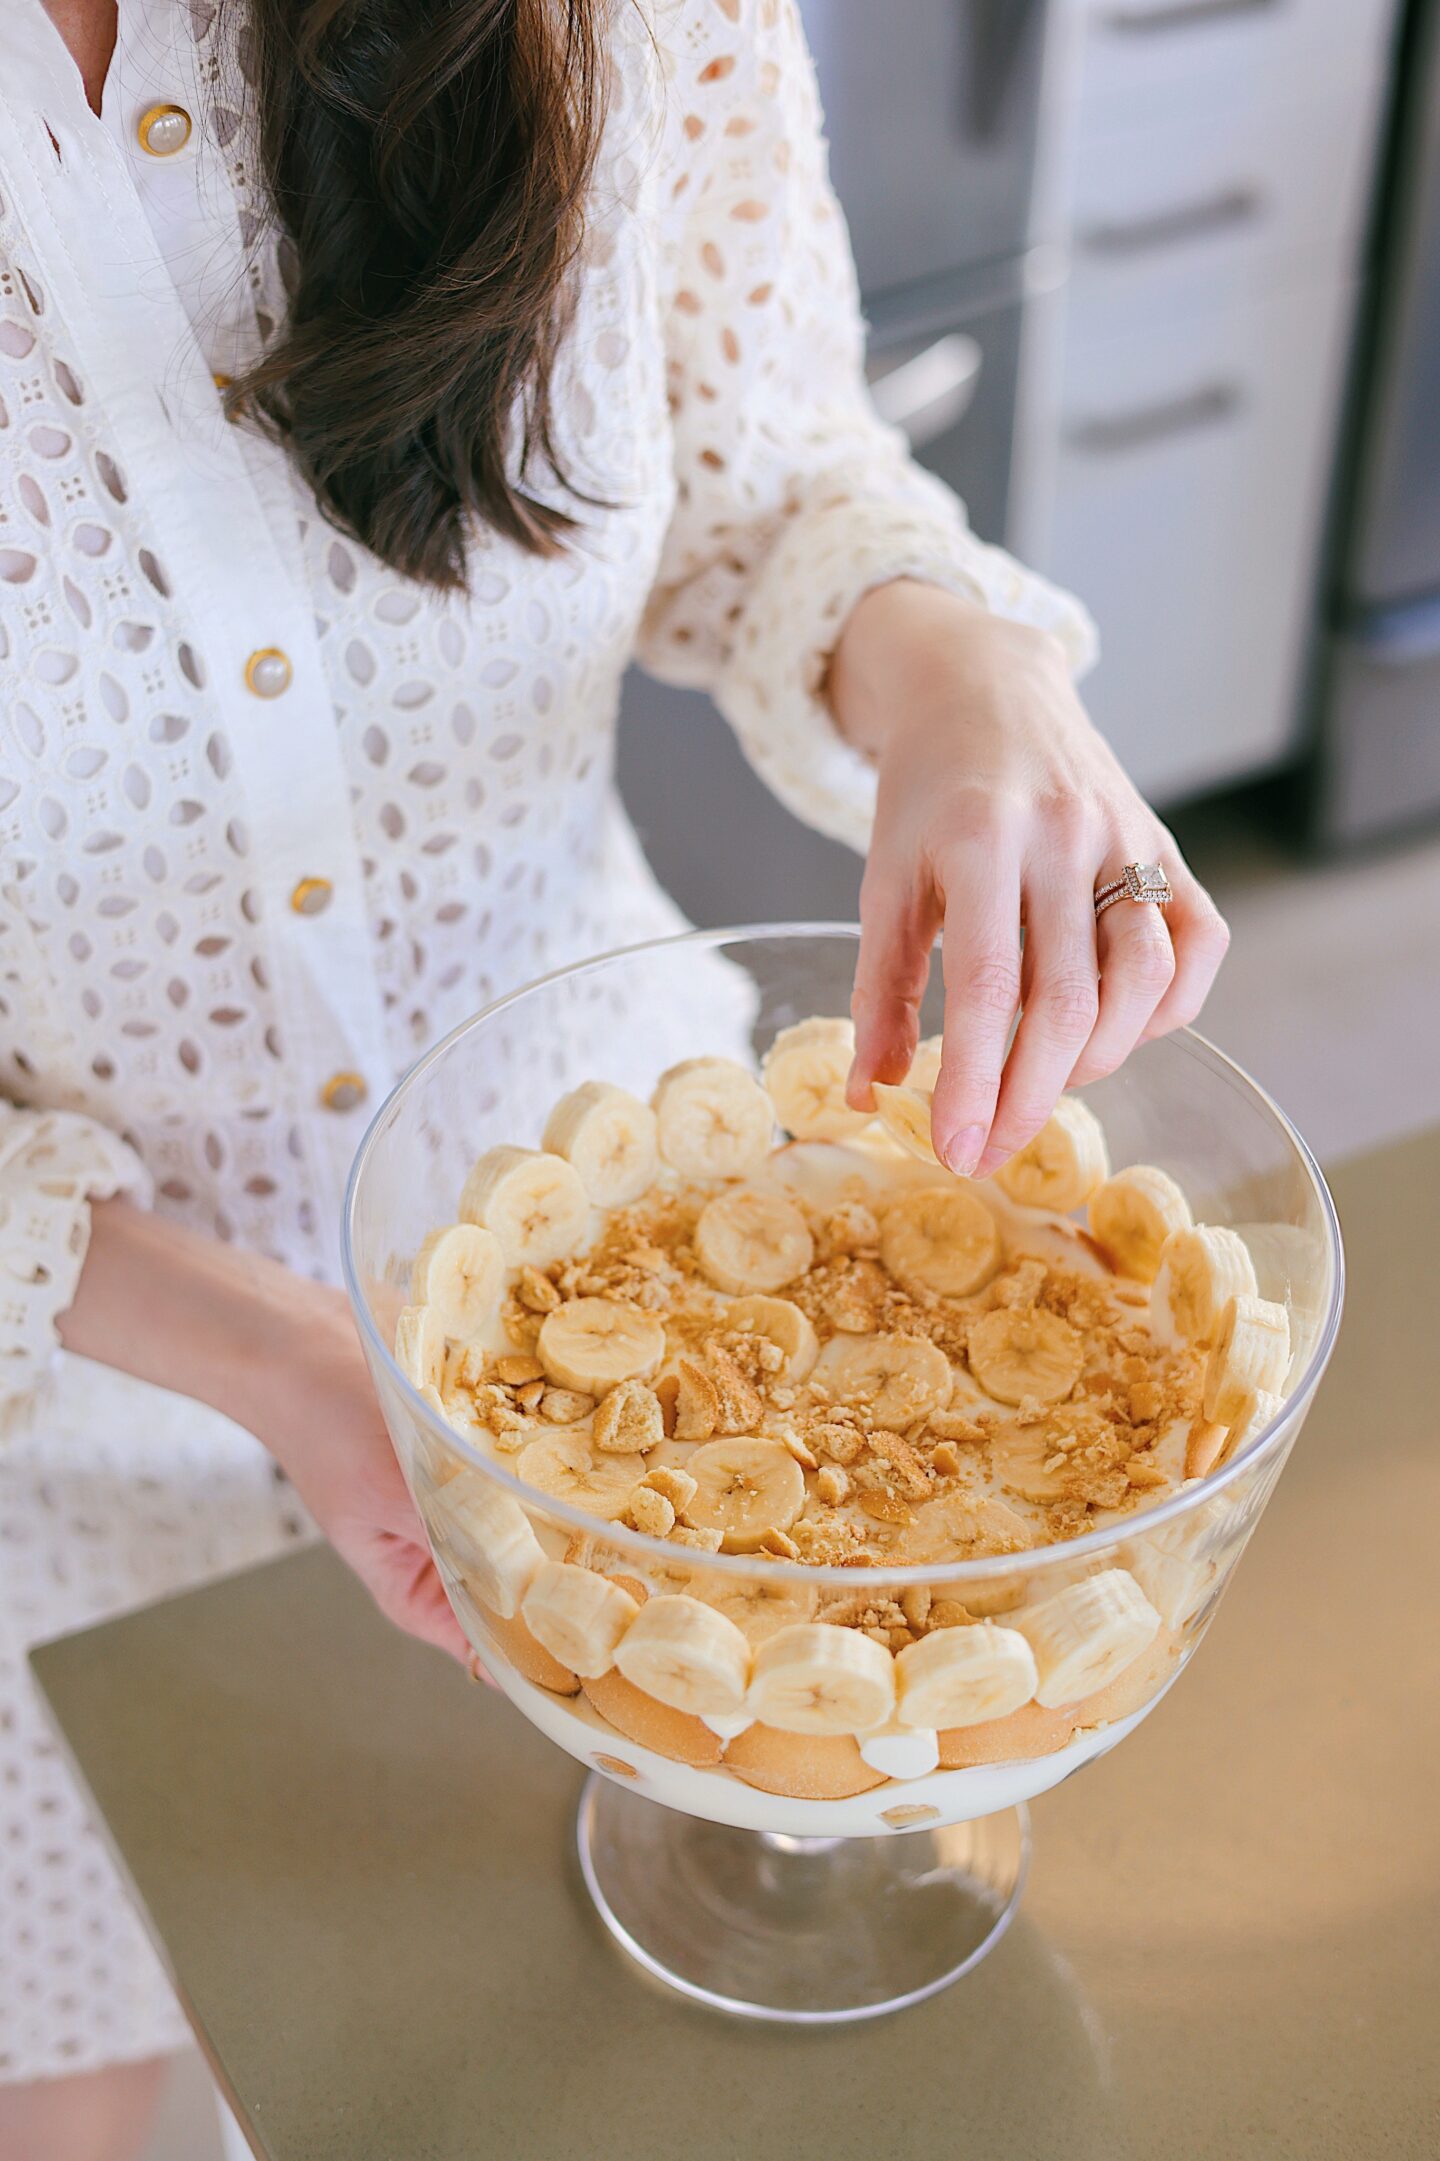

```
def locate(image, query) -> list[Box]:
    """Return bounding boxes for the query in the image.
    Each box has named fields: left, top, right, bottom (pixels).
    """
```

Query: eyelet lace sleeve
left=0, top=1103, right=152, bottom=1428
left=638, top=0, right=1098, bottom=854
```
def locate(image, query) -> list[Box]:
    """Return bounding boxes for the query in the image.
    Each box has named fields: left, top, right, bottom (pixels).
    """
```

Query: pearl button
left=244, top=648, right=292, bottom=698
left=321, top=1072, right=368, bottom=1113
left=137, top=104, right=192, bottom=157
left=290, top=877, right=333, bottom=918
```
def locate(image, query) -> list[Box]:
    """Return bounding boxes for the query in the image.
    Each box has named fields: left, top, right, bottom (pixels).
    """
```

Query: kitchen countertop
left=31, top=1129, right=1440, bottom=2160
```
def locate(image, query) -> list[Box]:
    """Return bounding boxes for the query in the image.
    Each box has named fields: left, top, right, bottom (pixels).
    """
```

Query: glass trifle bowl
left=342, top=925, right=1342, bottom=2022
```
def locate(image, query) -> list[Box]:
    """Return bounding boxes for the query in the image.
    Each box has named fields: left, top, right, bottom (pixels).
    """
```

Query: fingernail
left=939, top=1124, right=987, bottom=1176
left=974, top=1143, right=1009, bottom=1179
left=844, top=1062, right=874, bottom=1113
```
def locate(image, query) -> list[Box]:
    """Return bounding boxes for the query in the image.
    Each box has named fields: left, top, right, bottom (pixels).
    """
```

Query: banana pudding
left=393, top=1018, right=1295, bottom=1831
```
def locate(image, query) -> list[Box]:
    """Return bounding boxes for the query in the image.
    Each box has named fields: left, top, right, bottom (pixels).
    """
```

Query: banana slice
left=947, top=1569, right=1030, bottom=1619
left=966, top=1307, right=1083, bottom=1407
left=459, top=1146, right=590, bottom=1268
left=394, top=1303, right=446, bottom=1391
left=1226, top=1387, right=1285, bottom=1457
left=1088, top=1165, right=1193, bottom=1282
left=893, top=1493, right=1033, bottom=1571
left=747, top=1621, right=895, bottom=1736
left=1202, top=1294, right=1291, bottom=1424
left=682, top=1437, right=806, bottom=1552
left=1124, top=1540, right=1214, bottom=1631
left=1150, top=1223, right=1259, bottom=1347
left=541, top=1082, right=658, bottom=1208
left=815, top=1331, right=953, bottom=1426
left=908, top=1036, right=944, bottom=1092
left=992, top=1096, right=1110, bottom=1213
left=880, top=1185, right=1001, bottom=1297
left=895, top=1623, right=1038, bottom=1730
left=1017, top=1567, right=1161, bottom=1707
left=1234, top=1222, right=1325, bottom=1383
left=536, top=1296, right=666, bottom=1394
left=612, top=1593, right=752, bottom=1717
left=988, top=1419, right=1070, bottom=1501
left=761, top=1017, right=872, bottom=1142
left=689, top=1572, right=818, bottom=1644
left=871, top=1081, right=938, bottom=1164
left=651, top=1056, right=774, bottom=1179
left=515, top=1434, right=646, bottom=1521
left=408, top=1224, right=506, bottom=1341
left=520, top=1560, right=638, bottom=1678
left=693, top=1187, right=813, bottom=1295
left=724, top=1294, right=819, bottom=1383
left=426, top=1469, right=544, bottom=1619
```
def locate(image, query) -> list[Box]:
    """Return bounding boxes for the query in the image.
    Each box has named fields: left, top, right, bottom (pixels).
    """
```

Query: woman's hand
left=61, top=1201, right=468, bottom=1664
left=829, top=579, right=1230, bottom=1176
left=240, top=1279, right=470, bottom=1663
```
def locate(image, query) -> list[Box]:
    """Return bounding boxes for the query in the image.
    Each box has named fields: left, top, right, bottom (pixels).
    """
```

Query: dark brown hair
left=237, top=0, right=607, bottom=590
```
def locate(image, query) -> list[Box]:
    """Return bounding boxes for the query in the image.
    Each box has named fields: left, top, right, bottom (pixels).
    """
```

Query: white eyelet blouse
left=0, top=0, right=1092, bottom=2081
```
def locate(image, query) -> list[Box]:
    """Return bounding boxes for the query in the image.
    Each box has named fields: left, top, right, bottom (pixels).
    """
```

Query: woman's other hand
left=60, top=1202, right=469, bottom=1665
left=830, top=580, right=1230, bottom=1175
left=244, top=1280, right=471, bottom=1663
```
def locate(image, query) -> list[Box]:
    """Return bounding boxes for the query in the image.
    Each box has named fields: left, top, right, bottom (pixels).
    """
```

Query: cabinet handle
left=1079, top=184, right=1263, bottom=256
left=967, top=0, right=1046, bottom=141
left=1103, top=0, right=1279, bottom=32
left=1066, top=381, right=1243, bottom=454
left=867, top=334, right=983, bottom=450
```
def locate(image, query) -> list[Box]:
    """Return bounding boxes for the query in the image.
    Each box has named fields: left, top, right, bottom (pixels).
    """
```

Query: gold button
left=321, top=1072, right=367, bottom=1113
left=290, top=876, right=333, bottom=918
left=244, top=647, right=292, bottom=698
left=137, top=104, right=192, bottom=157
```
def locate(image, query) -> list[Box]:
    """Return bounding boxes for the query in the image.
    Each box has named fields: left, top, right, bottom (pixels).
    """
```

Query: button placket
left=4, top=0, right=394, bottom=1262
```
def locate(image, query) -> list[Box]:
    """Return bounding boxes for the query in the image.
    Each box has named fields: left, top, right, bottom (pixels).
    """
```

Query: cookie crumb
left=627, top=1486, right=675, bottom=1537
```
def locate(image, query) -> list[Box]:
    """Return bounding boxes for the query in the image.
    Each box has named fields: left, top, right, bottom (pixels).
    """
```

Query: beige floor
left=128, top=805, right=1438, bottom=2161
left=1168, top=799, right=1440, bottom=1166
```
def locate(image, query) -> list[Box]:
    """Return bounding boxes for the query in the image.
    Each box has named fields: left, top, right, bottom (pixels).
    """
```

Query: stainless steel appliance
left=1310, top=0, right=1440, bottom=844
left=617, top=0, right=1051, bottom=923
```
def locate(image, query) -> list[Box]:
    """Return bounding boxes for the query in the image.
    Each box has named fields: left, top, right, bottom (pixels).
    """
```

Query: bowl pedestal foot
left=575, top=1773, right=1030, bottom=2025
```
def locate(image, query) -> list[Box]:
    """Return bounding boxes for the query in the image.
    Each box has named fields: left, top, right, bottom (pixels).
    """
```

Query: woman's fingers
left=848, top=852, right=940, bottom=1108
left=1140, top=872, right=1230, bottom=1039
left=1069, top=872, right=1177, bottom=1086
left=854, top=816, right=1225, bottom=1169
left=929, top=847, right=1024, bottom=1174
left=974, top=869, right=1099, bottom=1177
left=367, top=1525, right=470, bottom=1663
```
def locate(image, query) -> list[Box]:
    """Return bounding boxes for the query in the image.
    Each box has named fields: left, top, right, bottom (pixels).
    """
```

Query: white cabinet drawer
left=1076, top=0, right=1397, bottom=137
left=1044, top=271, right=1356, bottom=802
left=1065, top=74, right=1383, bottom=333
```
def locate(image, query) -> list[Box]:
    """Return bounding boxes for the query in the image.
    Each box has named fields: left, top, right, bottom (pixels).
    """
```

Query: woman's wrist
left=828, top=578, right=1068, bottom=761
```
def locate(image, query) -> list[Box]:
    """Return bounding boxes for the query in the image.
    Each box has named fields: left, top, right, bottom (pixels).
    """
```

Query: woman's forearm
left=57, top=1197, right=307, bottom=1434
left=58, top=1198, right=468, bottom=1660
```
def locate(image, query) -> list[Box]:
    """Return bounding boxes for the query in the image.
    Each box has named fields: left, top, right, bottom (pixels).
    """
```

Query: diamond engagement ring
left=1094, top=862, right=1173, bottom=917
